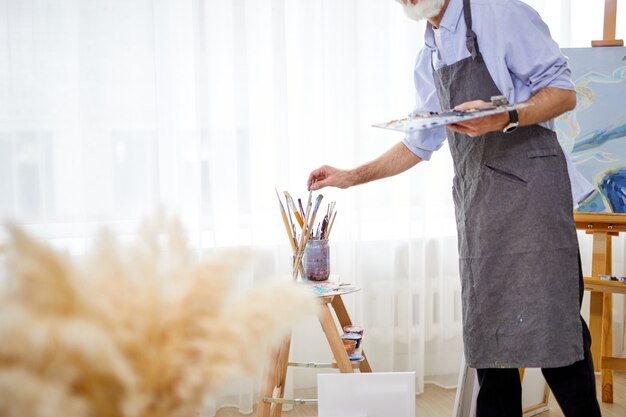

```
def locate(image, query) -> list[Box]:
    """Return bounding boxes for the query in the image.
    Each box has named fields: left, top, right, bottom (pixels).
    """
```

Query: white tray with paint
left=373, top=102, right=532, bottom=133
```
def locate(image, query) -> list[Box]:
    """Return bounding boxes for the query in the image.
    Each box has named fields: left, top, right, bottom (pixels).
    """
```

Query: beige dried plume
left=0, top=216, right=319, bottom=417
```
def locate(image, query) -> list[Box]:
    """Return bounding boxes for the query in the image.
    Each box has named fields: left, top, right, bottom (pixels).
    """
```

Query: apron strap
left=463, top=0, right=479, bottom=58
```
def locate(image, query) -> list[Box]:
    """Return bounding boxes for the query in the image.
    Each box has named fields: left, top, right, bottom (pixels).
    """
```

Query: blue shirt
left=402, top=0, right=593, bottom=204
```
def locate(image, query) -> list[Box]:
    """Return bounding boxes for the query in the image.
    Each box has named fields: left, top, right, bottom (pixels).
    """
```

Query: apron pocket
left=527, top=147, right=558, bottom=158
left=484, top=163, right=527, bottom=185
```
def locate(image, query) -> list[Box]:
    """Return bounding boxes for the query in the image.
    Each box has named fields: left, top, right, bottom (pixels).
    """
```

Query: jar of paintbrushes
left=275, top=189, right=337, bottom=281
left=304, top=239, right=329, bottom=281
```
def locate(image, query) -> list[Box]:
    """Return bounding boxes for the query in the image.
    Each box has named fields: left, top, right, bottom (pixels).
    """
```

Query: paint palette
left=307, top=282, right=361, bottom=297
left=373, top=102, right=532, bottom=132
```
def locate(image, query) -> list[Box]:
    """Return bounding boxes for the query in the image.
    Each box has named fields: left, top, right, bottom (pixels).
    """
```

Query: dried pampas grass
left=0, top=217, right=319, bottom=417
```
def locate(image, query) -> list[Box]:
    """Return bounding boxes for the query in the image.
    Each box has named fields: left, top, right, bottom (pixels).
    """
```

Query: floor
left=215, top=372, right=626, bottom=417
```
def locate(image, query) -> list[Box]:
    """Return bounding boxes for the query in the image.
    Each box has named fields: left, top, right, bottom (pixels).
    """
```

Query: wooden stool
left=257, top=287, right=372, bottom=417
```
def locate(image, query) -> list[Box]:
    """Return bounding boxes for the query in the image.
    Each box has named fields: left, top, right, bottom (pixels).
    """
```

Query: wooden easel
left=579, top=0, right=625, bottom=403
left=576, top=213, right=626, bottom=403
left=257, top=290, right=372, bottom=417
left=591, top=0, right=623, bottom=47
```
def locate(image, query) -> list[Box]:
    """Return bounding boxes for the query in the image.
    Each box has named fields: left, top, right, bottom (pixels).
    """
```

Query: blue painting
left=556, top=47, right=626, bottom=213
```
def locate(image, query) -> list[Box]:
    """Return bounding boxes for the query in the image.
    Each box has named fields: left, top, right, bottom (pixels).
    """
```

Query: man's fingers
left=307, top=165, right=340, bottom=191
left=307, top=169, right=324, bottom=189
left=309, top=180, right=322, bottom=191
left=449, top=124, right=476, bottom=137
left=307, top=170, right=327, bottom=191
left=453, top=100, right=488, bottom=111
left=449, top=123, right=468, bottom=132
left=309, top=177, right=332, bottom=191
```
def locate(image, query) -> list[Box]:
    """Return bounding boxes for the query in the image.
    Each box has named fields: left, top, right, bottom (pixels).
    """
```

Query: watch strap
left=502, top=109, right=519, bottom=133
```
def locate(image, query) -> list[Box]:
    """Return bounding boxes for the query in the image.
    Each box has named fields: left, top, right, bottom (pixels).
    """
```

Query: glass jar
left=304, top=239, right=330, bottom=281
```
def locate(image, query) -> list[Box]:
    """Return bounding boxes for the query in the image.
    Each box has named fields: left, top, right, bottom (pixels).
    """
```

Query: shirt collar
left=424, top=0, right=464, bottom=48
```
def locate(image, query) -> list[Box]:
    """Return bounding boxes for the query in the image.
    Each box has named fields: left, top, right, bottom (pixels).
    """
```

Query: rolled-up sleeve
left=402, top=47, right=447, bottom=161
left=502, top=3, right=575, bottom=94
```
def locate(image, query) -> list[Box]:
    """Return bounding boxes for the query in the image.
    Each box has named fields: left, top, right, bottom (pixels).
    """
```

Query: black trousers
left=475, top=256, right=602, bottom=417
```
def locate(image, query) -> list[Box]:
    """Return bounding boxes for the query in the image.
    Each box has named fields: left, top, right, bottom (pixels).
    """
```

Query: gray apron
left=432, top=0, right=583, bottom=369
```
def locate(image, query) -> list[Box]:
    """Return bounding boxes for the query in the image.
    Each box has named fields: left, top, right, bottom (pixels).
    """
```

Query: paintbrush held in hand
left=274, top=190, right=337, bottom=279
left=0, top=215, right=318, bottom=417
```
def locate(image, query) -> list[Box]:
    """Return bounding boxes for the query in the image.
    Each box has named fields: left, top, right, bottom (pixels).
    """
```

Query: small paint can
left=348, top=353, right=365, bottom=363
left=341, top=332, right=362, bottom=349
left=343, top=325, right=364, bottom=336
left=342, top=339, right=357, bottom=354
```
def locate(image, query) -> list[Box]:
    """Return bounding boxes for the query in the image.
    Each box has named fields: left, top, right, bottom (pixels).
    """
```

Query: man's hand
left=448, top=89, right=576, bottom=138
left=307, top=165, right=353, bottom=191
left=448, top=100, right=508, bottom=137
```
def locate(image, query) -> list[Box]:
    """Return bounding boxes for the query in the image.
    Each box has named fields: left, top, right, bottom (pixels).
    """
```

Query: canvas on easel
left=556, top=46, right=626, bottom=213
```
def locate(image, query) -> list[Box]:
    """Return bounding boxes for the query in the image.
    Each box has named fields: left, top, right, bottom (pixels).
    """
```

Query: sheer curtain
left=1, top=0, right=625, bottom=415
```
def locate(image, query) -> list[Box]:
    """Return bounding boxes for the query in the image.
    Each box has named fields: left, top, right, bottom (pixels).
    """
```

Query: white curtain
left=1, top=0, right=625, bottom=415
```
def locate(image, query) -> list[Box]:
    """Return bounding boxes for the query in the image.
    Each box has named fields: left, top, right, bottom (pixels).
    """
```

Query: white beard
left=402, top=0, right=446, bottom=22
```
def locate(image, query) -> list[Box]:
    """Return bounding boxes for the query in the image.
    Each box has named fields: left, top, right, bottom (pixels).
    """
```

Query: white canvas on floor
left=317, top=372, right=416, bottom=417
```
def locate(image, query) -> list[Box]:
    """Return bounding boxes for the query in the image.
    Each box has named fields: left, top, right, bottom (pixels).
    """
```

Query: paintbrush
left=283, top=193, right=297, bottom=238
left=298, top=198, right=305, bottom=220
left=284, top=191, right=304, bottom=229
left=275, top=188, right=297, bottom=252
left=296, top=193, right=313, bottom=252
left=277, top=189, right=306, bottom=277
left=293, top=192, right=318, bottom=277
left=308, top=194, right=323, bottom=235
left=325, top=211, right=337, bottom=239
left=320, top=216, right=328, bottom=240
left=319, top=201, right=334, bottom=239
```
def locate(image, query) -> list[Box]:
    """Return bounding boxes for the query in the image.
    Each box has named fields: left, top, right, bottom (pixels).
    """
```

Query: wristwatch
left=502, top=109, right=519, bottom=133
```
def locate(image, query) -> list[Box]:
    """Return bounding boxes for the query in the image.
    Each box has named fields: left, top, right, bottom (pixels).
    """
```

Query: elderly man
left=307, top=1, right=601, bottom=416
